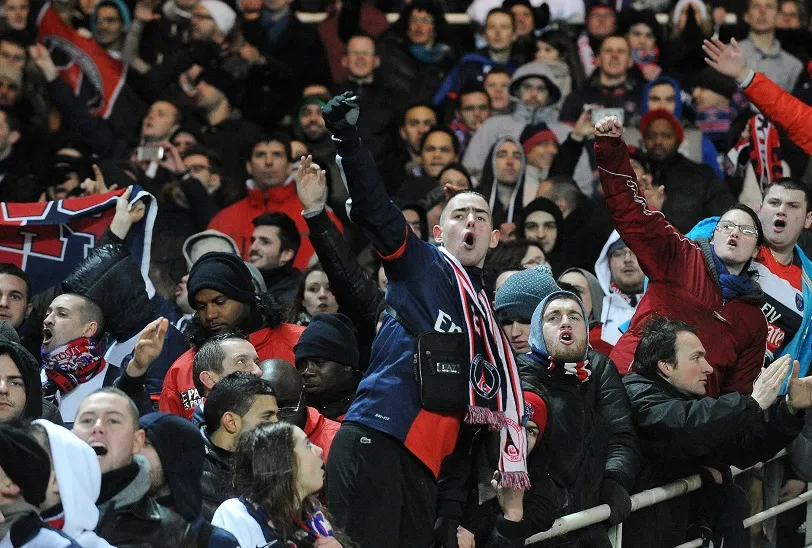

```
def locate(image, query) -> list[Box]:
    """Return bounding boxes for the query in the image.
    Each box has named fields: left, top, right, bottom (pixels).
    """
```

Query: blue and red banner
left=37, top=3, right=127, bottom=119
left=0, top=187, right=155, bottom=294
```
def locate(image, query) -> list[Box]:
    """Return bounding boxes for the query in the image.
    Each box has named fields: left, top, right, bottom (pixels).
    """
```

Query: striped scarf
left=41, top=337, right=106, bottom=404
left=440, top=247, right=529, bottom=490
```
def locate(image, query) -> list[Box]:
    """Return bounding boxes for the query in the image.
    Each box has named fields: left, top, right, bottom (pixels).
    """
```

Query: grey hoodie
left=462, top=62, right=595, bottom=195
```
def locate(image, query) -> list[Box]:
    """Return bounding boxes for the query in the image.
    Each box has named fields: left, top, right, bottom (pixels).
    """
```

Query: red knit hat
left=520, top=127, right=558, bottom=155
left=523, top=390, right=548, bottom=434
left=640, top=109, right=684, bottom=144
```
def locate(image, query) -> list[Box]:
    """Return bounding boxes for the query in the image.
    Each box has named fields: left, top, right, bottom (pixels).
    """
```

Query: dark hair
left=181, top=144, right=222, bottom=174
left=252, top=133, right=292, bottom=162
left=0, top=263, right=30, bottom=303
left=204, top=372, right=276, bottom=434
left=457, top=87, right=490, bottom=110
left=392, top=0, right=450, bottom=44
left=231, top=423, right=351, bottom=546
left=485, top=7, right=516, bottom=30
left=536, top=29, right=588, bottom=92
left=540, top=175, right=581, bottom=213
left=185, top=292, right=284, bottom=348
left=74, top=293, right=105, bottom=338
left=437, top=162, right=472, bottom=183
left=192, top=332, right=250, bottom=396
left=286, top=264, right=333, bottom=324
left=399, top=102, right=437, bottom=128
left=719, top=203, right=765, bottom=248
left=253, top=212, right=301, bottom=257
left=84, top=386, right=140, bottom=430
left=632, top=316, right=697, bottom=377
left=419, top=126, right=460, bottom=156
left=484, top=67, right=511, bottom=81
left=766, top=178, right=811, bottom=212
left=150, top=99, right=183, bottom=127
left=484, top=239, right=544, bottom=297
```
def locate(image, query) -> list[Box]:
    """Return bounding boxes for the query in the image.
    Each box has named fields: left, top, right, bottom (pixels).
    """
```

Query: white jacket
left=33, top=420, right=114, bottom=548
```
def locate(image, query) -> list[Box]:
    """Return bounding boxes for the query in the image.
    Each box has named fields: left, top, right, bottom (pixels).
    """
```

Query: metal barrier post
left=607, top=523, right=622, bottom=548
left=806, top=482, right=812, bottom=547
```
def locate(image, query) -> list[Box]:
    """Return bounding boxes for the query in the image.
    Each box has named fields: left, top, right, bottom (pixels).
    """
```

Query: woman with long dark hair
left=287, top=264, right=340, bottom=326
left=212, top=422, right=351, bottom=548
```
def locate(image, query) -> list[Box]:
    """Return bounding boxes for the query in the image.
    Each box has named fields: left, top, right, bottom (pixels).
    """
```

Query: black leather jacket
left=96, top=495, right=195, bottom=548
left=200, top=428, right=233, bottom=522
left=304, top=207, right=383, bottom=372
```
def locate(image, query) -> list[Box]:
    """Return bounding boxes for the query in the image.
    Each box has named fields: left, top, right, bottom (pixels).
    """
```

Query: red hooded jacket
left=595, top=135, right=767, bottom=397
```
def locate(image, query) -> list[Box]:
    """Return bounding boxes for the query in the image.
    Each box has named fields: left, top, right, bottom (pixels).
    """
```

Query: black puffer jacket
left=200, top=427, right=233, bottom=522
left=60, top=244, right=155, bottom=343
left=518, top=350, right=640, bottom=545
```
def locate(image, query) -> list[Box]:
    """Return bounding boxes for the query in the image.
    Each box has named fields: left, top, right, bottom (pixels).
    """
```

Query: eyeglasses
left=277, top=390, right=304, bottom=419
left=715, top=221, right=758, bottom=237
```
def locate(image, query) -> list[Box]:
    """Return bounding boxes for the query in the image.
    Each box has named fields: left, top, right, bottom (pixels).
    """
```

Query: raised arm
left=322, top=93, right=408, bottom=258
left=703, top=38, right=812, bottom=156
left=593, top=117, right=697, bottom=283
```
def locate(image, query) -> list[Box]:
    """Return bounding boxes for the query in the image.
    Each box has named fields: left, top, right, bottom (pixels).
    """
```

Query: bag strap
left=384, top=306, right=421, bottom=338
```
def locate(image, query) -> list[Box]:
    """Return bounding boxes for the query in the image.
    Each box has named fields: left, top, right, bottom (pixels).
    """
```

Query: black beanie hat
left=294, top=313, right=360, bottom=369
left=187, top=252, right=256, bottom=308
left=0, top=424, right=51, bottom=505
left=139, top=412, right=205, bottom=522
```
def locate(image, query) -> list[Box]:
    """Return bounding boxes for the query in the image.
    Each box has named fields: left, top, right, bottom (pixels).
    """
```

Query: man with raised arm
left=317, top=92, right=528, bottom=548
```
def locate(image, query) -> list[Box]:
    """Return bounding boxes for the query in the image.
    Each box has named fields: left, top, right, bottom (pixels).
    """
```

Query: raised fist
left=594, top=116, right=624, bottom=138
left=322, top=92, right=360, bottom=140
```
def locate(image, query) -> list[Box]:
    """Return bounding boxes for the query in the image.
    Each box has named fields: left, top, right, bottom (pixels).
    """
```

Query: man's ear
left=8, top=130, right=19, bottom=146
left=280, top=248, right=295, bottom=264
left=433, top=224, right=443, bottom=243
left=200, top=370, right=217, bottom=392
left=84, top=321, right=100, bottom=339
left=222, top=411, right=240, bottom=435
left=245, top=160, right=253, bottom=177
left=805, top=210, right=812, bottom=230
left=373, top=56, right=380, bottom=69
left=489, top=229, right=501, bottom=249
left=132, top=429, right=146, bottom=454
left=24, top=302, right=32, bottom=320
left=657, top=360, right=673, bottom=378
left=340, top=56, right=349, bottom=69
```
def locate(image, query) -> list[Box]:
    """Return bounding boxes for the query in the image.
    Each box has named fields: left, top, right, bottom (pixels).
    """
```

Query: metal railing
left=524, top=449, right=812, bottom=547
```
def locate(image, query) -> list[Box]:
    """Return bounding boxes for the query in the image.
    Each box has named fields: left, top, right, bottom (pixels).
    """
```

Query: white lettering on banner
left=434, top=310, right=463, bottom=333
left=761, top=302, right=782, bottom=324
left=766, top=325, right=785, bottom=349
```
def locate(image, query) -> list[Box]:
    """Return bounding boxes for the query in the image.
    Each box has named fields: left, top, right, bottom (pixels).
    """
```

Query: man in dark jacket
left=71, top=387, right=196, bottom=546
left=199, top=372, right=278, bottom=520
left=519, top=289, right=640, bottom=546
left=639, top=109, right=734, bottom=234
left=622, top=316, right=812, bottom=547
left=138, top=412, right=239, bottom=547
left=248, top=212, right=301, bottom=308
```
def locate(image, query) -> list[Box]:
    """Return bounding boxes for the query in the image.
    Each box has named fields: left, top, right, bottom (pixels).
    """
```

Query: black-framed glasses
left=715, top=221, right=758, bottom=237
left=277, top=390, right=304, bottom=419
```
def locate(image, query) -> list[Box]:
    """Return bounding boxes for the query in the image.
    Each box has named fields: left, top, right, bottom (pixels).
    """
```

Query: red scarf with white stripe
left=440, top=247, right=529, bottom=490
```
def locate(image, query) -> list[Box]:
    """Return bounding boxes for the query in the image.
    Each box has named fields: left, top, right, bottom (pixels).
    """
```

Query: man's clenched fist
left=322, top=92, right=360, bottom=141
left=594, top=116, right=624, bottom=138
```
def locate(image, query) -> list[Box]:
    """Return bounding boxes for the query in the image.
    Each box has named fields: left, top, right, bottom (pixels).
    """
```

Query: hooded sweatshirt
left=623, top=75, right=722, bottom=176
left=478, top=135, right=528, bottom=227
left=528, top=290, right=590, bottom=366
left=33, top=420, right=114, bottom=548
left=462, top=62, right=594, bottom=194
left=595, top=230, right=645, bottom=346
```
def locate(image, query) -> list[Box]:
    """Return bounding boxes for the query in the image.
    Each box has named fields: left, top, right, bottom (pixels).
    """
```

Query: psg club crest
left=796, top=293, right=804, bottom=312
left=471, top=354, right=500, bottom=400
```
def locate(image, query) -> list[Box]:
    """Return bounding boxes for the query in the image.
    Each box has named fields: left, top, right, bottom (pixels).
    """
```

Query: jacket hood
left=0, top=331, right=43, bottom=420
left=559, top=267, right=604, bottom=326
left=529, top=290, right=589, bottom=361
left=105, top=454, right=152, bottom=511
left=479, top=135, right=527, bottom=224
left=508, top=61, right=562, bottom=105
left=595, top=229, right=622, bottom=294
left=33, top=420, right=112, bottom=547
left=641, top=75, right=683, bottom=120
left=139, top=412, right=205, bottom=522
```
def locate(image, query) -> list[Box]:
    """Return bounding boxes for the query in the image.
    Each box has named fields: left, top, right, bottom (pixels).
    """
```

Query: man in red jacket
left=158, top=252, right=303, bottom=420
left=207, top=134, right=343, bottom=270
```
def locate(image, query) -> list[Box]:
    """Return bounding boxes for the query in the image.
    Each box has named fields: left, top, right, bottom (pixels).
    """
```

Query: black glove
left=433, top=516, right=459, bottom=548
left=322, top=91, right=360, bottom=141
left=600, top=478, right=631, bottom=526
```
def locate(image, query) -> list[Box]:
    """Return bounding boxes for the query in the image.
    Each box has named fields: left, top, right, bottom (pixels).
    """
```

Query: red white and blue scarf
left=440, top=247, right=529, bottom=490
left=41, top=337, right=106, bottom=404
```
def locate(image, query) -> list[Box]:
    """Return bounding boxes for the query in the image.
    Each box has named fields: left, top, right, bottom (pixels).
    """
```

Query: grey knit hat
left=494, top=265, right=560, bottom=323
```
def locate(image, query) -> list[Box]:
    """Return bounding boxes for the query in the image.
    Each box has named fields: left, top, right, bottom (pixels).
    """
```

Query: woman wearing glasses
left=592, top=115, right=769, bottom=398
